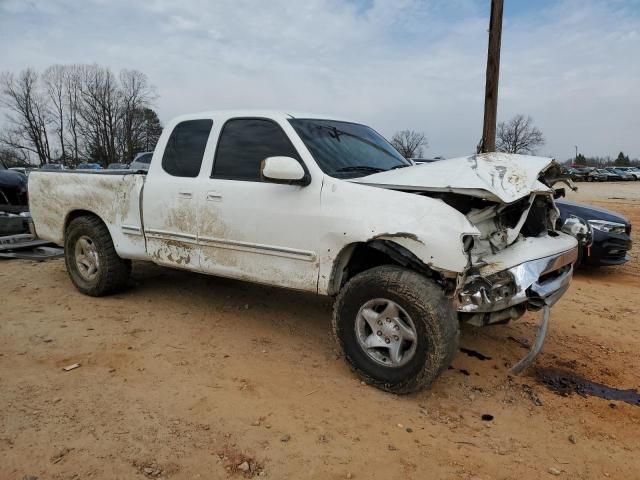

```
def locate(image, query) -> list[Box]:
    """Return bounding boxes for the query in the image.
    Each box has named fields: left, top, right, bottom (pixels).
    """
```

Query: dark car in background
left=0, top=159, right=29, bottom=211
left=40, top=163, right=66, bottom=171
left=556, top=200, right=632, bottom=266
left=605, top=167, right=634, bottom=181
left=76, top=163, right=103, bottom=170
left=565, top=167, right=588, bottom=182
left=8, top=167, right=35, bottom=176
left=107, top=163, right=129, bottom=170
left=615, top=166, right=640, bottom=180
left=584, top=169, right=607, bottom=182
left=595, top=168, right=620, bottom=181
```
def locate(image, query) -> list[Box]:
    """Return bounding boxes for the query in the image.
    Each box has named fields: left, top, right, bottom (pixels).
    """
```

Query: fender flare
left=327, top=238, right=442, bottom=295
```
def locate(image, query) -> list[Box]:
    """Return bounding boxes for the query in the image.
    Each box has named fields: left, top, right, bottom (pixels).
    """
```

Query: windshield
left=289, top=119, right=410, bottom=178
left=135, top=153, right=152, bottom=164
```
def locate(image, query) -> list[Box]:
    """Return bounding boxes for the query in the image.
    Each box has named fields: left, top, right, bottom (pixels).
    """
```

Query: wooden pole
left=480, top=0, right=504, bottom=153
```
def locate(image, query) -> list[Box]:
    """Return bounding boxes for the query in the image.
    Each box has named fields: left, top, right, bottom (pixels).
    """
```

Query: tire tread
left=64, top=215, right=131, bottom=296
left=333, top=265, right=459, bottom=394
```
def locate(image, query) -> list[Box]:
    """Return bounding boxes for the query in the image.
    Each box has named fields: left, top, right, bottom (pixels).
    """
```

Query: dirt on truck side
left=1, top=182, right=639, bottom=480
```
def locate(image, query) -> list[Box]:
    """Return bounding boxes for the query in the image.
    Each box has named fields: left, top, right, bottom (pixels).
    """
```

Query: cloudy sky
left=1, top=0, right=639, bottom=159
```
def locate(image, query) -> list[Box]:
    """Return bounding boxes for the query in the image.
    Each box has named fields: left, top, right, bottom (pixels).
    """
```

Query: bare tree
left=0, top=144, right=30, bottom=167
left=390, top=130, right=428, bottom=159
left=43, top=65, right=67, bottom=164
left=118, top=69, right=157, bottom=162
left=1, top=64, right=158, bottom=167
left=63, top=65, right=83, bottom=165
left=0, top=69, right=53, bottom=165
left=78, top=64, right=122, bottom=166
left=496, top=114, right=545, bottom=154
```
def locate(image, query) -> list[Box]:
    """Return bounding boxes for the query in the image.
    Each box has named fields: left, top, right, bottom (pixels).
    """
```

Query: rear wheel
left=64, top=216, right=131, bottom=296
left=332, top=265, right=459, bottom=394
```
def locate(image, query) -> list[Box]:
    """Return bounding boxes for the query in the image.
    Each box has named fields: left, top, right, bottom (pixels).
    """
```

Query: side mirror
left=261, top=156, right=307, bottom=184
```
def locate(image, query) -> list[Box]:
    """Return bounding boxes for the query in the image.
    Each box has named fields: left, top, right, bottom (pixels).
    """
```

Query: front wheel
left=332, top=266, right=459, bottom=394
left=64, top=215, right=131, bottom=296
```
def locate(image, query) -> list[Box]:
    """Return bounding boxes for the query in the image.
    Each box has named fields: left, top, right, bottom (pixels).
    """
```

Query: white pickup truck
left=29, top=110, right=578, bottom=393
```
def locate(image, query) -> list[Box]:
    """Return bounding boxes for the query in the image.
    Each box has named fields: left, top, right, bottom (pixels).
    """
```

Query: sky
left=0, top=0, right=639, bottom=160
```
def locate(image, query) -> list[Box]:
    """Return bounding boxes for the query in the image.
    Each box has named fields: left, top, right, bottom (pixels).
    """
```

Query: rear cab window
left=162, top=119, right=213, bottom=177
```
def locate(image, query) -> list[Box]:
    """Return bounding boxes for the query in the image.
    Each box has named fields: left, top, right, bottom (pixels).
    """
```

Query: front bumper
left=583, top=229, right=632, bottom=266
left=457, top=246, right=578, bottom=325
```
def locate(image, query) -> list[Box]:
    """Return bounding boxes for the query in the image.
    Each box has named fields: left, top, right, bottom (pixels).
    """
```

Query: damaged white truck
left=29, top=111, right=578, bottom=393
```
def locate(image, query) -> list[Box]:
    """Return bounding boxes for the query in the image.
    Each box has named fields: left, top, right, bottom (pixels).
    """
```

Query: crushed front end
left=356, top=153, right=580, bottom=372
left=457, top=236, right=577, bottom=325
left=453, top=189, right=578, bottom=372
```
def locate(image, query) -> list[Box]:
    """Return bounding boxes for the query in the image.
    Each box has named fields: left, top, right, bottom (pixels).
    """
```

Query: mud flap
left=510, top=305, right=550, bottom=375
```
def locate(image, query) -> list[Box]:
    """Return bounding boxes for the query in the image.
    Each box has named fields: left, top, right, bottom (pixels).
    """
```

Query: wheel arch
left=327, top=239, right=446, bottom=296
left=64, top=209, right=110, bottom=234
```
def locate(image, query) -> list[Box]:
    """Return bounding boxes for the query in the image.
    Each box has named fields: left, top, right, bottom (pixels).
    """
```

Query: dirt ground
left=1, top=182, right=639, bottom=480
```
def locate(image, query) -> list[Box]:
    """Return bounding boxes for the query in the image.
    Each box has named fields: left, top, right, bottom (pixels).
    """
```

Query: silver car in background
left=129, top=152, right=153, bottom=172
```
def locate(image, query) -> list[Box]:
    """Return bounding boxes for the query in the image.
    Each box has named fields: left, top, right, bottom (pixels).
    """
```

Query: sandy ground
left=1, top=182, right=639, bottom=480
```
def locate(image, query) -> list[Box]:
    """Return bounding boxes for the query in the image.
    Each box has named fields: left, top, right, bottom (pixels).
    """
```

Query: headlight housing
left=588, top=219, right=627, bottom=235
left=560, top=215, right=592, bottom=246
left=458, top=270, right=517, bottom=312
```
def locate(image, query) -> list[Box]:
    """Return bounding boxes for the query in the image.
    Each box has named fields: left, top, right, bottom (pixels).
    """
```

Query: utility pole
left=480, top=0, right=504, bottom=153
left=574, top=145, right=578, bottom=162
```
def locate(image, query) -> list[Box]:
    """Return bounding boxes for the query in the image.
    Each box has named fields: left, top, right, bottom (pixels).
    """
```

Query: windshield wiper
left=389, top=164, right=410, bottom=170
left=334, top=165, right=386, bottom=174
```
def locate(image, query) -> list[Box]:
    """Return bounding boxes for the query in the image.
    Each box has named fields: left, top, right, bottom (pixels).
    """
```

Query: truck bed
left=28, top=171, right=149, bottom=260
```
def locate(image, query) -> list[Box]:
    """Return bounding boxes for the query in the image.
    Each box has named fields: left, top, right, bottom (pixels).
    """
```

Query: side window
left=162, top=119, right=213, bottom=177
left=212, top=118, right=300, bottom=181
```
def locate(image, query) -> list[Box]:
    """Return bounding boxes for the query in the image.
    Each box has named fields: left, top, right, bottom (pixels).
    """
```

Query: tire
left=332, top=265, right=459, bottom=394
left=64, top=215, right=131, bottom=296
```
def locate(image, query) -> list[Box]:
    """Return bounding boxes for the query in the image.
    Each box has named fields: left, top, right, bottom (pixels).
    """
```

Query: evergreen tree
left=615, top=151, right=630, bottom=166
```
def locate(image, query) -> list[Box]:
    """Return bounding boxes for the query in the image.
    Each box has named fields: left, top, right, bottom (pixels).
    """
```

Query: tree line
left=391, top=114, right=547, bottom=159
left=0, top=64, right=162, bottom=167
left=390, top=115, right=638, bottom=166
left=570, top=152, right=639, bottom=167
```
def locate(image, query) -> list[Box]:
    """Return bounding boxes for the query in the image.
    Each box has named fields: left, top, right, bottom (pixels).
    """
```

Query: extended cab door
left=143, top=119, right=213, bottom=270
left=197, top=118, right=322, bottom=292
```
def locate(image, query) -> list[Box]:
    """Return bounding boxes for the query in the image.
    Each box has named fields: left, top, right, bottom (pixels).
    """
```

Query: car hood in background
left=556, top=199, right=629, bottom=225
left=0, top=169, right=28, bottom=190
left=351, top=152, right=556, bottom=204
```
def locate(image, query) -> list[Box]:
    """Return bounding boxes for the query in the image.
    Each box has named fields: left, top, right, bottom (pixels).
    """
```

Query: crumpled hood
left=352, top=152, right=556, bottom=204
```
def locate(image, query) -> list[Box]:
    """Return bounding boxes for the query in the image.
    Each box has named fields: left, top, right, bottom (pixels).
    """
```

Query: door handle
left=206, top=191, right=222, bottom=202
left=178, top=191, right=192, bottom=199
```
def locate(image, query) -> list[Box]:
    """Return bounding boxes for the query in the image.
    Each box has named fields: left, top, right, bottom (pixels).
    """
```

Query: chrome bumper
left=458, top=247, right=578, bottom=315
